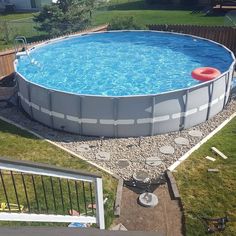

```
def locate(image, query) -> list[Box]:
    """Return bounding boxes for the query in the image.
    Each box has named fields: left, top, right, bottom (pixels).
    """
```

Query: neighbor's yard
left=0, top=12, right=34, bottom=21
left=0, top=119, right=117, bottom=227
left=0, top=0, right=226, bottom=50
left=174, top=117, right=236, bottom=235
left=93, top=0, right=225, bottom=26
left=93, top=0, right=225, bottom=27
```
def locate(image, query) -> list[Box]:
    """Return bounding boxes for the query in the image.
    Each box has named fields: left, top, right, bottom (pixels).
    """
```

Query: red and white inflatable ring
left=191, top=67, right=221, bottom=82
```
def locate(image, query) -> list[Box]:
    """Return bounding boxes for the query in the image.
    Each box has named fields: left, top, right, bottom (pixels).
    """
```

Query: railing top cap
left=0, top=156, right=102, bottom=179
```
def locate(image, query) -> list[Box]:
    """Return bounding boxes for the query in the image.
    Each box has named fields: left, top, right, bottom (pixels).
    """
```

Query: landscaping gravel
left=0, top=98, right=235, bottom=181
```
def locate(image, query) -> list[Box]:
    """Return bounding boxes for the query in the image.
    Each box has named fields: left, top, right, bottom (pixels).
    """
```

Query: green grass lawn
left=0, top=12, right=47, bottom=51
left=174, top=117, right=236, bottom=235
left=93, top=10, right=224, bottom=26
left=93, top=0, right=225, bottom=26
left=0, top=119, right=117, bottom=228
left=0, top=12, right=34, bottom=21
left=0, top=1, right=226, bottom=51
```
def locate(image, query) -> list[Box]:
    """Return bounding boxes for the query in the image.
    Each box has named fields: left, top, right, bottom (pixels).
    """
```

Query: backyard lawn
left=0, top=12, right=34, bottom=21
left=174, top=117, right=236, bottom=235
left=93, top=0, right=225, bottom=26
left=0, top=118, right=117, bottom=227
left=0, top=12, right=44, bottom=51
left=0, top=0, right=226, bottom=50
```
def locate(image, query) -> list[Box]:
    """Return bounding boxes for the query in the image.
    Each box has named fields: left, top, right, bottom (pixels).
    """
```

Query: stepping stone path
left=96, top=151, right=110, bottom=161
left=145, top=157, right=163, bottom=167
left=77, top=144, right=90, bottom=152
left=138, top=192, right=158, bottom=208
left=159, top=145, right=175, bottom=155
left=188, top=130, right=203, bottom=138
left=117, top=159, right=130, bottom=169
left=174, top=137, right=189, bottom=146
left=133, top=171, right=150, bottom=183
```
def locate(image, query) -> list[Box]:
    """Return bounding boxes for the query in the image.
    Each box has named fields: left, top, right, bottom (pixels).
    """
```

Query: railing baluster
left=82, top=181, right=87, bottom=215
left=41, top=176, right=48, bottom=213
left=67, top=179, right=73, bottom=212
left=10, top=171, right=21, bottom=212
left=75, top=181, right=80, bottom=213
left=50, top=177, right=57, bottom=212
left=89, top=182, right=95, bottom=215
left=59, top=178, right=65, bottom=212
left=21, top=173, right=30, bottom=212
left=31, top=175, right=40, bottom=212
left=0, top=170, right=11, bottom=212
left=0, top=157, right=103, bottom=227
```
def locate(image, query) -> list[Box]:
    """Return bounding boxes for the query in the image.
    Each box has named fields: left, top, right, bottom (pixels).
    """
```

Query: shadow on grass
left=105, top=1, right=198, bottom=11
left=26, top=34, right=50, bottom=43
left=0, top=109, right=105, bottom=144
left=0, top=119, right=39, bottom=140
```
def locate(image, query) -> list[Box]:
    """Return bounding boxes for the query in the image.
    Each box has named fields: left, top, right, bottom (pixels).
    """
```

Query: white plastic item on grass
left=211, top=147, right=228, bottom=159
left=205, top=156, right=216, bottom=162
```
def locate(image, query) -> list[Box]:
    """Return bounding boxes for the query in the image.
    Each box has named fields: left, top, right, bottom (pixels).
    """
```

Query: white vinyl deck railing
left=0, top=157, right=105, bottom=229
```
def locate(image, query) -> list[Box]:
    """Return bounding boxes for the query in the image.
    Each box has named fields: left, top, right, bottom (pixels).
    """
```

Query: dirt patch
left=114, top=184, right=183, bottom=236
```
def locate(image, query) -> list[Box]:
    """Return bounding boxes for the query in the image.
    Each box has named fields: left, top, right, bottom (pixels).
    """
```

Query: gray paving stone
left=188, top=130, right=203, bottom=138
left=138, top=192, right=158, bottom=207
left=174, top=137, right=189, bottom=146
left=77, top=144, right=90, bottom=152
left=159, top=145, right=175, bottom=155
left=133, top=171, right=150, bottom=182
left=117, top=159, right=130, bottom=169
left=145, top=157, right=163, bottom=167
left=96, top=151, right=110, bottom=161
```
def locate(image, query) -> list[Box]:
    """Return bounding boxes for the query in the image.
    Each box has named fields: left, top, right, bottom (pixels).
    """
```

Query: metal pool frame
left=15, top=31, right=236, bottom=137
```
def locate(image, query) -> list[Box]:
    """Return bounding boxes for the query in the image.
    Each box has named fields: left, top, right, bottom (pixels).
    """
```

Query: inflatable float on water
left=191, top=67, right=221, bottom=82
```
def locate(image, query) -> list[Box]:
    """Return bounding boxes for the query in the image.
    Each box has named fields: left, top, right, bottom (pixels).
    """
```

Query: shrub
left=108, top=16, right=147, bottom=30
left=34, top=0, right=95, bottom=36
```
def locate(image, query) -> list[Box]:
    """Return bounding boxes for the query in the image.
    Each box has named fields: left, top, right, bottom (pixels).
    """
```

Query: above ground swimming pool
left=15, top=31, right=235, bottom=137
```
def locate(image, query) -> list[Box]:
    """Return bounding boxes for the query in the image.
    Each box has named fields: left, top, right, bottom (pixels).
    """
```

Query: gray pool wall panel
left=17, top=68, right=234, bottom=137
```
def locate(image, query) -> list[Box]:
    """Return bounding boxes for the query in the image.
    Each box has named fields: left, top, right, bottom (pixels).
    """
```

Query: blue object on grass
left=68, top=222, right=87, bottom=228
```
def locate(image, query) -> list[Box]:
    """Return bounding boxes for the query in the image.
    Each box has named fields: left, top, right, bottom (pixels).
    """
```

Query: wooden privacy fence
left=0, top=51, right=15, bottom=79
left=148, top=24, right=236, bottom=56
left=0, top=24, right=235, bottom=80
left=0, top=25, right=108, bottom=80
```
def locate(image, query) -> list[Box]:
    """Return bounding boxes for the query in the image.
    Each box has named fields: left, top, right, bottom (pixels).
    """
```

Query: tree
left=34, top=0, right=95, bottom=36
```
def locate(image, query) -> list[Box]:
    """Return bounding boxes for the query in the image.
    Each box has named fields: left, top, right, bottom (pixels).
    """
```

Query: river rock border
left=0, top=98, right=235, bottom=181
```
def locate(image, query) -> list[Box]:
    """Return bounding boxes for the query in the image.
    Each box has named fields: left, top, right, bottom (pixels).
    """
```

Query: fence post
left=94, top=177, right=105, bottom=230
left=3, top=20, right=9, bottom=43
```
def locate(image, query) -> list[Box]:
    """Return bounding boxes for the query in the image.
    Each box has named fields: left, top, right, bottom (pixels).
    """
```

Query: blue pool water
left=16, top=31, right=234, bottom=96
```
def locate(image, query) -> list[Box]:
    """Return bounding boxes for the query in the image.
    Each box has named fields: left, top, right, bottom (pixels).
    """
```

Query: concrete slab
left=174, top=137, right=189, bottom=146
left=159, top=146, right=175, bottom=155
left=188, top=130, right=203, bottom=138
left=138, top=192, right=158, bottom=208
left=133, top=171, right=150, bottom=183
left=145, top=157, right=163, bottom=167
left=77, top=144, right=91, bottom=152
left=96, top=151, right=111, bottom=161
left=117, top=160, right=131, bottom=169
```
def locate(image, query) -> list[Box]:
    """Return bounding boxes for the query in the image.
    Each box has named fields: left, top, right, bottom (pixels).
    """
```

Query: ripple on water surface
left=17, top=31, right=234, bottom=96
